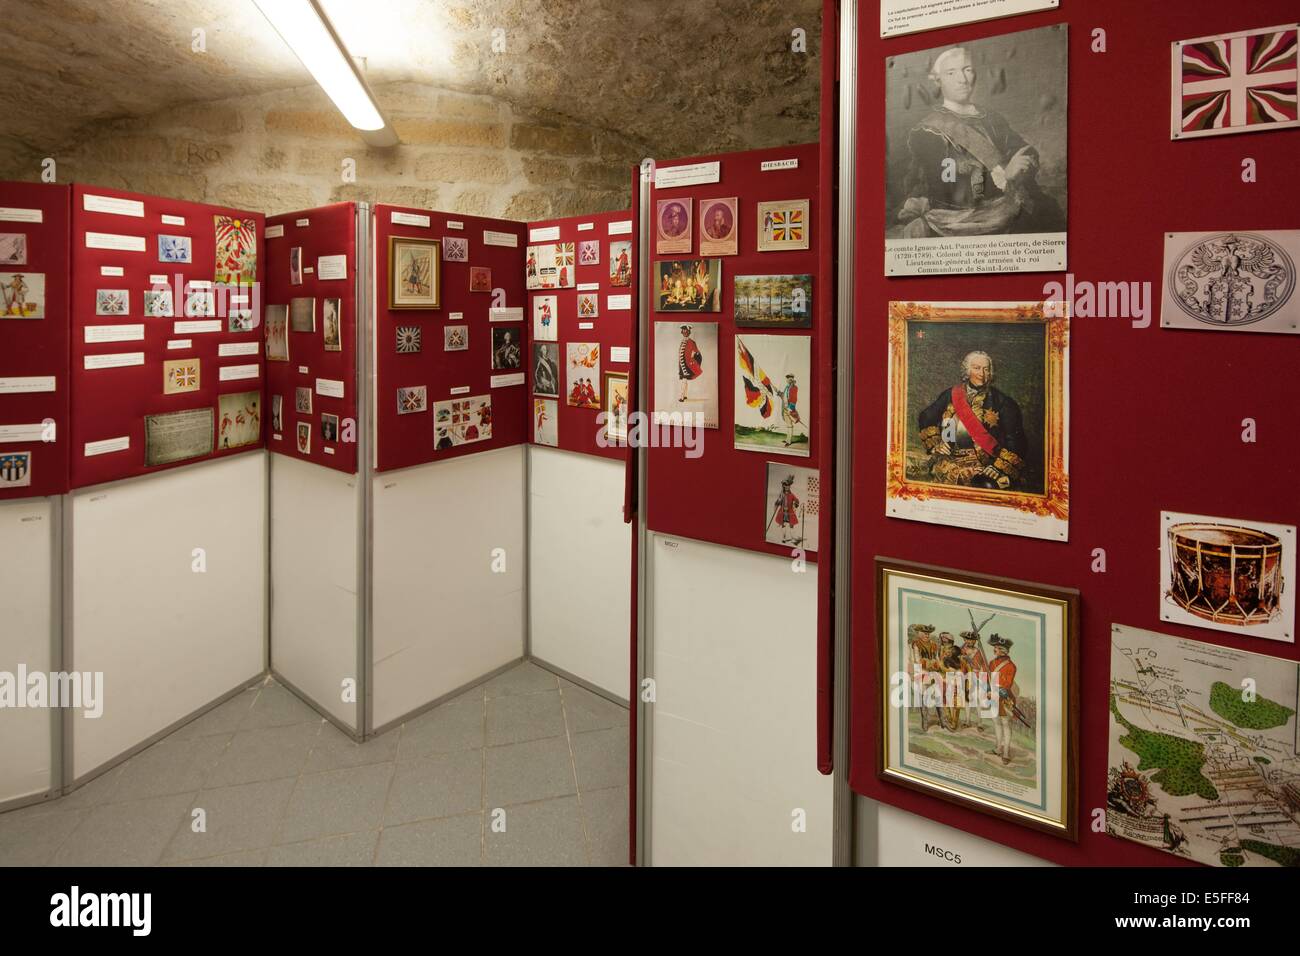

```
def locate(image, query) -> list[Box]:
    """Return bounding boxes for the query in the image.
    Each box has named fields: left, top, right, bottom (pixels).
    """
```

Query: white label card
left=608, top=220, right=632, bottom=236
left=448, top=312, right=464, bottom=321
left=265, top=225, right=285, bottom=239
left=316, top=378, right=345, bottom=398
left=0, top=207, right=43, bottom=223
left=577, top=222, right=595, bottom=232
left=167, top=339, right=192, bottom=350
left=317, top=254, right=347, bottom=280
left=483, top=230, right=518, bottom=248
left=578, top=322, right=594, bottom=330
left=610, top=346, right=631, bottom=363
left=761, top=158, right=799, bottom=171
left=160, top=214, right=186, bottom=226
left=219, top=342, right=260, bottom=357
left=0, top=424, right=50, bottom=443
left=85, top=324, right=144, bottom=343
left=85, top=436, right=130, bottom=457
left=84, top=352, right=144, bottom=370
left=607, top=294, right=632, bottom=311
left=490, top=372, right=525, bottom=388
left=489, top=307, right=523, bottom=323
left=0, top=376, right=56, bottom=394
left=85, top=232, right=146, bottom=252
left=219, top=364, right=260, bottom=381
left=296, top=218, right=310, bottom=227
left=149, top=274, right=169, bottom=285
left=324, top=447, right=335, bottom=455
left=298, top=366, right=309, bottom=374
left=447, top=221, right=464, bottom=230
left=391, top=211, right=431, bottom=227
left=83, top=194, right=144, bottom=218
left=173, top=320, right=222, bottom=334
left=529, top=226, right=561, bottom=243
left=577, top=282, right=600, bottom=291
left=450, top=386, right=471, bottom=396
left=880, top=0, right=1059, bottom=38
left=653, top=163, right=719, bottom=189
left=100, top=266, right=125, bottom=277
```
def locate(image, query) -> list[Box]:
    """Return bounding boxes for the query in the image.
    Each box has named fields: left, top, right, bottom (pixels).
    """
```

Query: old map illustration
left=1107, top=624, right=1300, bottom=867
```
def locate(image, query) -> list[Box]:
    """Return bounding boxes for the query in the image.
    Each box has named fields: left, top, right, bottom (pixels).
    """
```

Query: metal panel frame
left=357, top=201, right=374, bottom=739
left=832, top=0, right=859, bottom=866
left=633, top=157, right=654, bottom=866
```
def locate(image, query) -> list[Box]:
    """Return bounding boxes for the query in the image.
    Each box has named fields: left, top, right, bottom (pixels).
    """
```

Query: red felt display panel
left=525, top=209, right=635, bottom=461
left=264, top=203, right=358, bottom=475
left=0, top=182, right=70, bottom=500
left=848, top=1, right=1300, bottom=865
left=69, top=184, right=264, bottom=489
left=644, top=143, right=828, bottom=562
left=374, top=205, right=527, bottom=472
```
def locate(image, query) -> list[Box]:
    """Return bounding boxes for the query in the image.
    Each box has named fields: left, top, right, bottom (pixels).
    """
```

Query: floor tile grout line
left=372, top=721, right=406, bottom=866
left=557, top=683, right=593, bottom=866
left=266, top=718, right=326, bottom=848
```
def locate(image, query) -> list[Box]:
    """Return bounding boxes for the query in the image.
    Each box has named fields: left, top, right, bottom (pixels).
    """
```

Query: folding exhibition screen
left=525, top=209, right=636, bottom=700
left=633, top=142, right=836, bottom=865
left=0, top=182, right=70, bottom=808
left=265, top=201, right=366, bottom=734
left=65, top=185, right=267, bottom=788
left=846, top=0, right=1300, bottom=866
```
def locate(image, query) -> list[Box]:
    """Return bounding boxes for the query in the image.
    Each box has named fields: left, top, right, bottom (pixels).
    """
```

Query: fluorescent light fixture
left=253, top=0, right=397, bottom=144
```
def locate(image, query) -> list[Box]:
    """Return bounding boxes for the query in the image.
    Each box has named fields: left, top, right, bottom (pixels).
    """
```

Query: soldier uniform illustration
left=677, top=324, right=703, bottom=402
left=988, top=634, right=1017, bottom=765
left=939, top=632, right=964, bottom=729
left=771, top=474, right=801, bottom=545
left=906, top=623, right=944, bottom=732
left=896, top=46, right=1064, bottom=239
left=918, top=350, right=1027, bottom=490
left=959, top=630, right=989, bottom=730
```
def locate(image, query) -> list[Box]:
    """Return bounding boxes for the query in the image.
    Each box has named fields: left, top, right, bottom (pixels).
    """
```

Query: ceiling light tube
left=253, top=0, right=398, bottom=146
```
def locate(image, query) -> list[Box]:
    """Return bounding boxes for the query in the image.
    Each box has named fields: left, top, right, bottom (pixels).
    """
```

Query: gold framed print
left=877, top=558, right=1080, bottom=840
left=886, top=300, right=1069, bottom=542
left=388, top=236, right=441, bottom=310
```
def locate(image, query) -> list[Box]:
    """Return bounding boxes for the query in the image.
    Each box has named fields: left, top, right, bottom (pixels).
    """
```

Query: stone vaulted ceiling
left=0, top=0, right=822, bottom=167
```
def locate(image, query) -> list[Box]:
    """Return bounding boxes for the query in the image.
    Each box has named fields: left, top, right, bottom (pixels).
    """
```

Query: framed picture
left=158, top=234, right=192, bottom=263
left=603, top=371, right=629, bottom=444
left=0, top=272, right=43, bottom=318
left=388, top=237, right=440, bottom=309
left=397, top=386, right=427, bottom=415
left=321, top=413, right=340, bottom=443
left=289, top=246, right=303, bottom=285
left=296, top=421, right=311, bottom=455
left=491, top=327, right=522, bottom=370
left=577, top=291, right=599, bottom=319
left=764, top=463, right=819, bottom=551
left=698, top=197, right=738, bottom=256
left=1160, top=511, right=1295, bottom=643
left=756, top=199, right=809, bottom=252
left=609, top=241, right=632, bottom=287
left=566, top=342, right=601, bottom=409
left=294, top=386, right=312, bottom=414
left=322, top=297, right=342, bottom=351
left=655, top=259, right=722, bottom=312
left=1171, top=23, right=1300, bottom=141
left=533, top=397, right=558, bottom=447
left=652, top=321, right=718, bottom=428
left=734, top=333, right=810, bottom=456
left=886, top=300, right=1070, bottom=542
left=443, top=324, right=468, bottom=352
left=442, top=236, right=469, bottom=261
left=289, top=296, right=315, bottom=333
left=877, top=558, right=1079, bottom=840
left=95, top=289, right=129, bottom=315
left=397, top=326, right=421, bottom=354
left=470, top=266, right=492, bottom=293
left=734, top=274, right=813, bottom=328
left=265, top=305, right=289, bottom=362
left=656, top=198, right=692, bottom=255
left=532, top=342, right=560, bottom=398
left=579, top=240, right=600, bottom=265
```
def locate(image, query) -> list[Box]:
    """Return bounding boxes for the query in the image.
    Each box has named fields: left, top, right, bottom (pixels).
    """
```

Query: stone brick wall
left=1, top=81, right=649, bottom=219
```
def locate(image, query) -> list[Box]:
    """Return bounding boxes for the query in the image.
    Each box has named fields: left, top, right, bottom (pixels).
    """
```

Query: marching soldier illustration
left=988, top=634, right=1028, bottom=765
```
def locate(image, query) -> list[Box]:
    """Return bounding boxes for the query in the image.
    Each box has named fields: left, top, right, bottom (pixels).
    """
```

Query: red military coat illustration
left=678, top=336, right=703, bottom=380
left=773, top=488, right=800, bottom=528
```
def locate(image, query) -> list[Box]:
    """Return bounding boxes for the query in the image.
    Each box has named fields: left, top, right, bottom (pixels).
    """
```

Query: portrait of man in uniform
left=885, top=25, right=1068, bottom=275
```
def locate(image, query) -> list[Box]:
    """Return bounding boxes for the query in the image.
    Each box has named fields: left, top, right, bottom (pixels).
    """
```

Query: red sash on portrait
left=950, top=385, right=998, bottom=457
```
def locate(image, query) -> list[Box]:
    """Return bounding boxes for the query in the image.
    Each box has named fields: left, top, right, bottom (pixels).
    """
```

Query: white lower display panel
left=270, top=453, right=360, bottom=731
left=648, top=533, right=830, bottom=865
left=871, top=800, right=1055, bottom=867
left=0, top=497, right=57, bottom=804
left=528, top=446, right=630, bottom=699
left=70, top=453, right=266, bottom=780
left=371, top=447, right=526, bottom=729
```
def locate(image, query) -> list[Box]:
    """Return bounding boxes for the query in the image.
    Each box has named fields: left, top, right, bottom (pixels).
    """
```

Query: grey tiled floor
left=0, top=662, right=630, bottom=867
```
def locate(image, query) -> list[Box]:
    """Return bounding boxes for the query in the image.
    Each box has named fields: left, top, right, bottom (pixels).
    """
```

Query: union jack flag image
left=1174, top=24, right=1298, bottom=139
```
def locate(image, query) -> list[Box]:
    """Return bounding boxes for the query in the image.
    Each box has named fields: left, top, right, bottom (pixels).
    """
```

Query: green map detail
left=1110, top=694, right=1219, bottom=800
left=1239, top=841, right=1300, bottom=868
left=1220, top=850, right=1244, bottom=867
left=1209, top=681, right=1297, bottom=730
